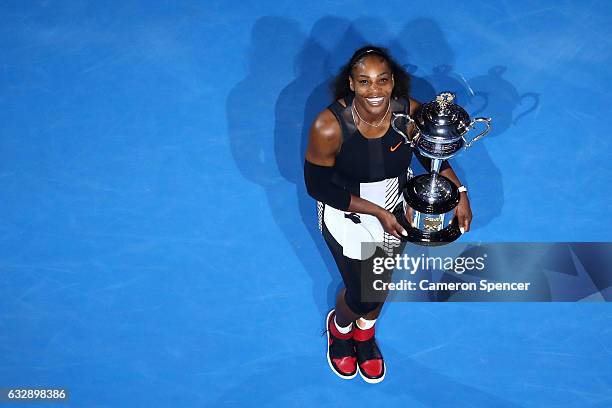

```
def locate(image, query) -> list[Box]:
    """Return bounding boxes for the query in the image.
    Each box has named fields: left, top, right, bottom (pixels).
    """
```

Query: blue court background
left=1, top=1, right=611, bottom=407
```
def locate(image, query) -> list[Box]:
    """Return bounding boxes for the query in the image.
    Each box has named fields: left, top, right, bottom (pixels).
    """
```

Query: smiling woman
left=303, top=45, right=473, bottom=383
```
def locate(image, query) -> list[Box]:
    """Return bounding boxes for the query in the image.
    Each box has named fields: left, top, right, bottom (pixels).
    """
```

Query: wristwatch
left=458, top=185, right=468, bottom=194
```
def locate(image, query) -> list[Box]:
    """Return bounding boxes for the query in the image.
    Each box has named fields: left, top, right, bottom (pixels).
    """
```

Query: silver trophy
left=391, top=92, right=491, bottom=245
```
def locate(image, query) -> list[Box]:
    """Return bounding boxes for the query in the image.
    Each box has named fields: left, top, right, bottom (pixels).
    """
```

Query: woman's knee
left=345, top=290, right=380, bottom=316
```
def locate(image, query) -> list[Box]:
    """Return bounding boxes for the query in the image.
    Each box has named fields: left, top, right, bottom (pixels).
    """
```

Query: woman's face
left=349, top=55, right=394, bottom=113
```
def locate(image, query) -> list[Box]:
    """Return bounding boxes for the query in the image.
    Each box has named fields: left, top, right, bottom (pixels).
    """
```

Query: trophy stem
left=430, top=158, right=442, bottom=174
left=427, top=173, right=438, bottom=204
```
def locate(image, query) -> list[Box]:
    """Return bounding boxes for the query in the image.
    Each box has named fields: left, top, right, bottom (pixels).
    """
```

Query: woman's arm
left=304, top=109, right=408, bottom=238
left=439, top=166, right=472, bottom=233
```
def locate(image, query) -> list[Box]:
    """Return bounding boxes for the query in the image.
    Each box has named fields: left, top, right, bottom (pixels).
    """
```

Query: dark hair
left=331, top=45, right=410, bottom=101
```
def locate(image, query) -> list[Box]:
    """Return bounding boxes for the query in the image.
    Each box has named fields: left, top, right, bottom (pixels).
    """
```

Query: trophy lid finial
left=436, top=92, right=455, bottom=116
left=435, top=92, right=455, bottom=113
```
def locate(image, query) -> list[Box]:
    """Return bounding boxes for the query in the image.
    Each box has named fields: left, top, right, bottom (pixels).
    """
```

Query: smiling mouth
left=365, top=96, right=385, bottom=106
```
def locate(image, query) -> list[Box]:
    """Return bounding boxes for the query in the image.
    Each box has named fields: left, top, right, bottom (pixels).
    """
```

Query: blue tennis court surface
left=1, top=1, right=611, bottom=406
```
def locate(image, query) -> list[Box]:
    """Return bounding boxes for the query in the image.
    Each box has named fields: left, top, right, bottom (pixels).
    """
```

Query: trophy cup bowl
left=391, top=92, right=492, bottom=246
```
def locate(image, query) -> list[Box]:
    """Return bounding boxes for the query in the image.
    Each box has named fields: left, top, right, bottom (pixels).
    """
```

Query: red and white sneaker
left=354, top=323, right=385, bottom=383
left=325, top=310, right=357, bottom=379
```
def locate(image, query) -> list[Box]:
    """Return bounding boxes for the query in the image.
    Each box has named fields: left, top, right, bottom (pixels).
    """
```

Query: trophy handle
left=391, top=113, right=417, bottom=147
left=463, top=117, right=491, bottom=148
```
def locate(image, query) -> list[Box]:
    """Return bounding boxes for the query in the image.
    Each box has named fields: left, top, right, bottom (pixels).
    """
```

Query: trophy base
left=403, top=174, right=460, bottom=214
left=393, top=206, right=462, bottom=246
left=405, top=220, right=462, bottom=246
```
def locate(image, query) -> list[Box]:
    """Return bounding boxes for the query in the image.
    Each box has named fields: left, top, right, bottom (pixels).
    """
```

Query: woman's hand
left=376, top=209, right=408, bottom=239
left=454, top=193, right=472, bottom=233
left=437, top=164, right=473, bottom=234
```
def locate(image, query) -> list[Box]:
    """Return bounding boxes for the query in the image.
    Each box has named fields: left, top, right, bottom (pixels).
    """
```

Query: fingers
left=386, top=220, right=406, bottom=239
left=454, top=199, right=473, bottom=234
left=391, top=231, right=402, bottom=239
left=463, top=216, right=471, bottom=233
left=391, top=224, right=408, bottom=239
left=457, top=214, right=465, bottom=233
left=457, top=213, right=471, bottom=233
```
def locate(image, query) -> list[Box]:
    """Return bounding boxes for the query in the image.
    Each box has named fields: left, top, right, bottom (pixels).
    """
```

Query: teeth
left=367, top=97, right=384, bottom=102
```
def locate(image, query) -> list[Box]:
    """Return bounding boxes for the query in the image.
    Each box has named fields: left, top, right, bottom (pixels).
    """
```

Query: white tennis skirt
left=318, top=168, right=413, bottom=260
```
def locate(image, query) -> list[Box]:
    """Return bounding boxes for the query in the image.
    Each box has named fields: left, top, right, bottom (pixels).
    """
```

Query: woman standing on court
left=304, top=46, right=473, bottom=383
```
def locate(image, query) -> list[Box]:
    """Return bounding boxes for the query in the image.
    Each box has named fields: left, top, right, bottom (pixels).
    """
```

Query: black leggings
left=322, top=222, right=404, bottom=316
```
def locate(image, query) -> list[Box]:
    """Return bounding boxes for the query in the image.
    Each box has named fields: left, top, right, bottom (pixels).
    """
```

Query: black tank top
left=327, top=93, right=414, bottom=195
